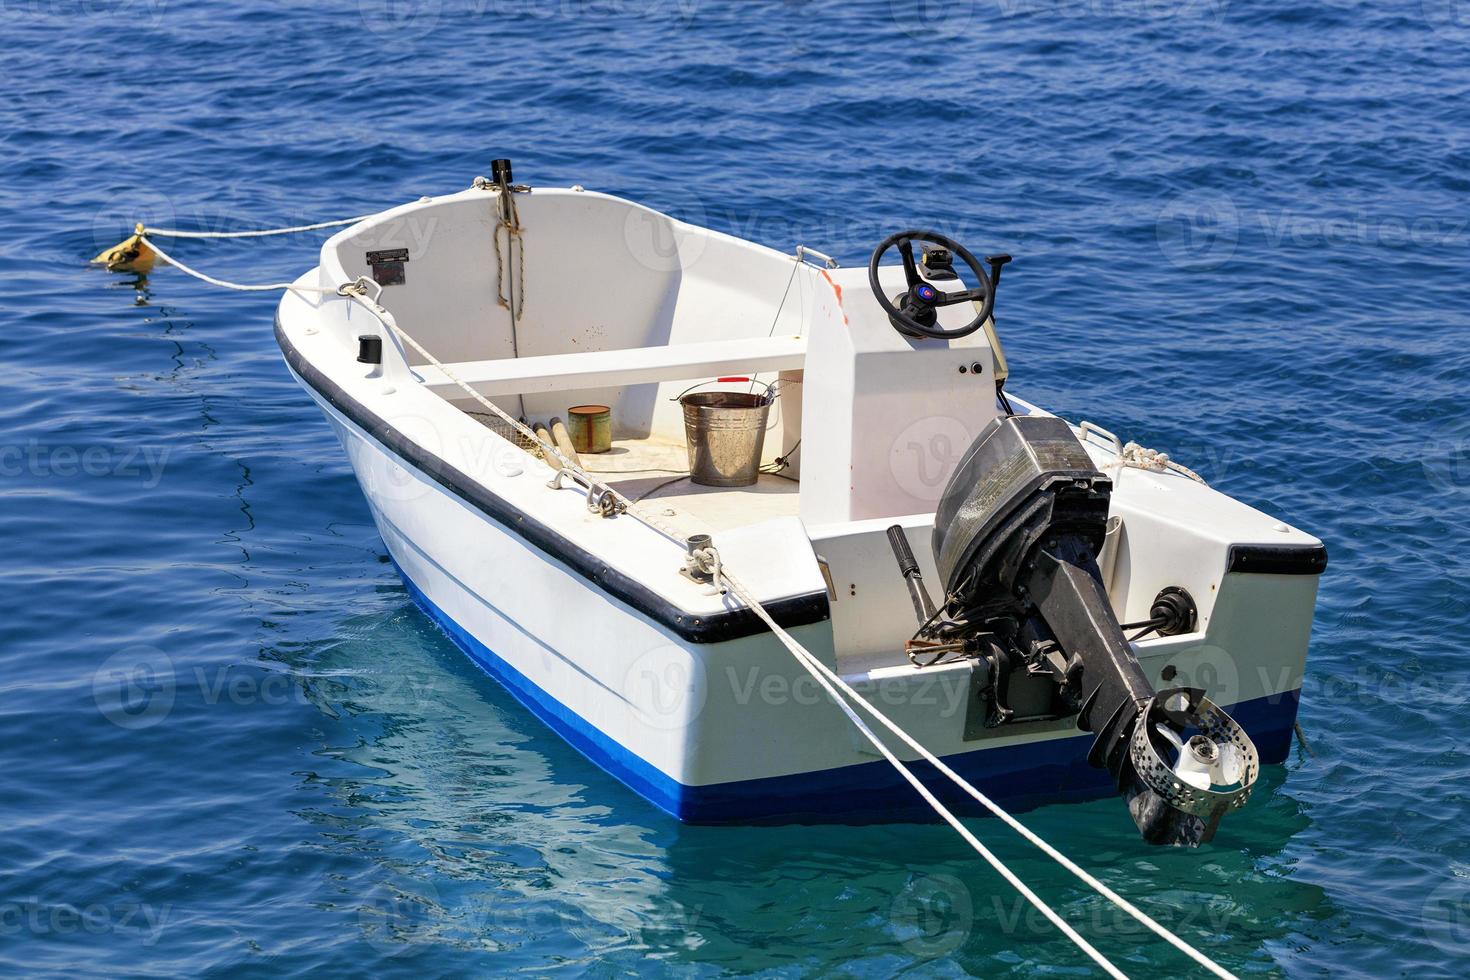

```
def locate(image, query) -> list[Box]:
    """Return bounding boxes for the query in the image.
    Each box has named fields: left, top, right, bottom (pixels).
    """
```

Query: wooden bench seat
left=413, top=334, right=807, bottom=397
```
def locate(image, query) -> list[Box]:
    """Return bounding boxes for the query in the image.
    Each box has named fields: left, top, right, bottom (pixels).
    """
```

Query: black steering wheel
left=868, top=230, right=996, bottom=341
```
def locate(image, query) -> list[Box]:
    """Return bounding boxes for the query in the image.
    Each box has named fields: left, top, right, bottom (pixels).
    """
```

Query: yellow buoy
left=92, top=223, right=158, bottom=273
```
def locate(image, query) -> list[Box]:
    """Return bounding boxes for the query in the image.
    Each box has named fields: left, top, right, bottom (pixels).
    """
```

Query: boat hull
left=294, top=369, right=1306, bottom=825
left=402, top=560, right=1299, bottom=823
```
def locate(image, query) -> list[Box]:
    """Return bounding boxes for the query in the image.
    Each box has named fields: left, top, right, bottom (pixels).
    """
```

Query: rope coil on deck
left=98, top=209, right=1240, bottom=980
left=1081, top=421, right=1208, bottom=485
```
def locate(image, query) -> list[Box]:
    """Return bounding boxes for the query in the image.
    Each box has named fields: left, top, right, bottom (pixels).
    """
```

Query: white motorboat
left=273, top=162, right=1325, bottom=845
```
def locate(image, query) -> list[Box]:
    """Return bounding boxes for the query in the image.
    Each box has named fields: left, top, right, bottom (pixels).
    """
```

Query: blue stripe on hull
left=395, top=564, right=1301, bottom=825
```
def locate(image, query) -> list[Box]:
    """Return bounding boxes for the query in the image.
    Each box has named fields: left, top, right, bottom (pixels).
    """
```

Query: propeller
left=1155, top=725, right=1246, bottom=790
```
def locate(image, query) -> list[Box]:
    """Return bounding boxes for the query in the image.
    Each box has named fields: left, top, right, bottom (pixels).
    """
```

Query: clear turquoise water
left=3, top=1, right=1469, bottom=975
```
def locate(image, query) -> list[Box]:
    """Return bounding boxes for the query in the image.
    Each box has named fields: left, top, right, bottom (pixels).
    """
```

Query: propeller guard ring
left=1130, top=688, right=1260, bottom=819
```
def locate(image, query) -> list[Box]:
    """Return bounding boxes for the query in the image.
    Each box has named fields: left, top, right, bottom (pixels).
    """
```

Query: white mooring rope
left=141, top=215, right=376, bottom=239
left=118, top=222, right=1239, bottom=979
left=139, top=236, right=339, bottom=294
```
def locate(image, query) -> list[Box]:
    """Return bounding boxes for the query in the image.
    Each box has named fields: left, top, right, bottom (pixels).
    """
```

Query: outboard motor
left=901, top=415, right=1258, bottom=845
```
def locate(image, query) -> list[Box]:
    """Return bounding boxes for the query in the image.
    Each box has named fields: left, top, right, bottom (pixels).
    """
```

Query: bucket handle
left=673, top=377, right=777, bottom=404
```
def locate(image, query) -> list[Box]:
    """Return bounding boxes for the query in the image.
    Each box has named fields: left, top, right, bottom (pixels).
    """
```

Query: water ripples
left=1, top=0, right=1468, bottom=975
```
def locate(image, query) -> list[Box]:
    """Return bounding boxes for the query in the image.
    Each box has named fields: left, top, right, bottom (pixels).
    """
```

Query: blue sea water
left=3, top=0, right=1469, bottom=975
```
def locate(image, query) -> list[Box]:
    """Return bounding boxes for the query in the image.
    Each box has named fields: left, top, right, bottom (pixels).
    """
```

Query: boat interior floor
left=471, top=414, right=800, bottom=535
left=591, top=437, right=799, bottom=535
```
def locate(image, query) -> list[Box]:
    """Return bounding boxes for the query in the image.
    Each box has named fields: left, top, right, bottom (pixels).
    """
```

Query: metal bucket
left=680, top=388, right=772, bottom=487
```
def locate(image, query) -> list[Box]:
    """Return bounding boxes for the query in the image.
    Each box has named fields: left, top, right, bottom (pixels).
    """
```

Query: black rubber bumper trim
left=274, top=316, right=831, bottom=644
left=1226, top=543, right=1329, bottom=576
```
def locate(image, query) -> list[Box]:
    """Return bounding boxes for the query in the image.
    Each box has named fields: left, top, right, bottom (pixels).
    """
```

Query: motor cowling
left=927, top=415, right=1258, bottom=845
